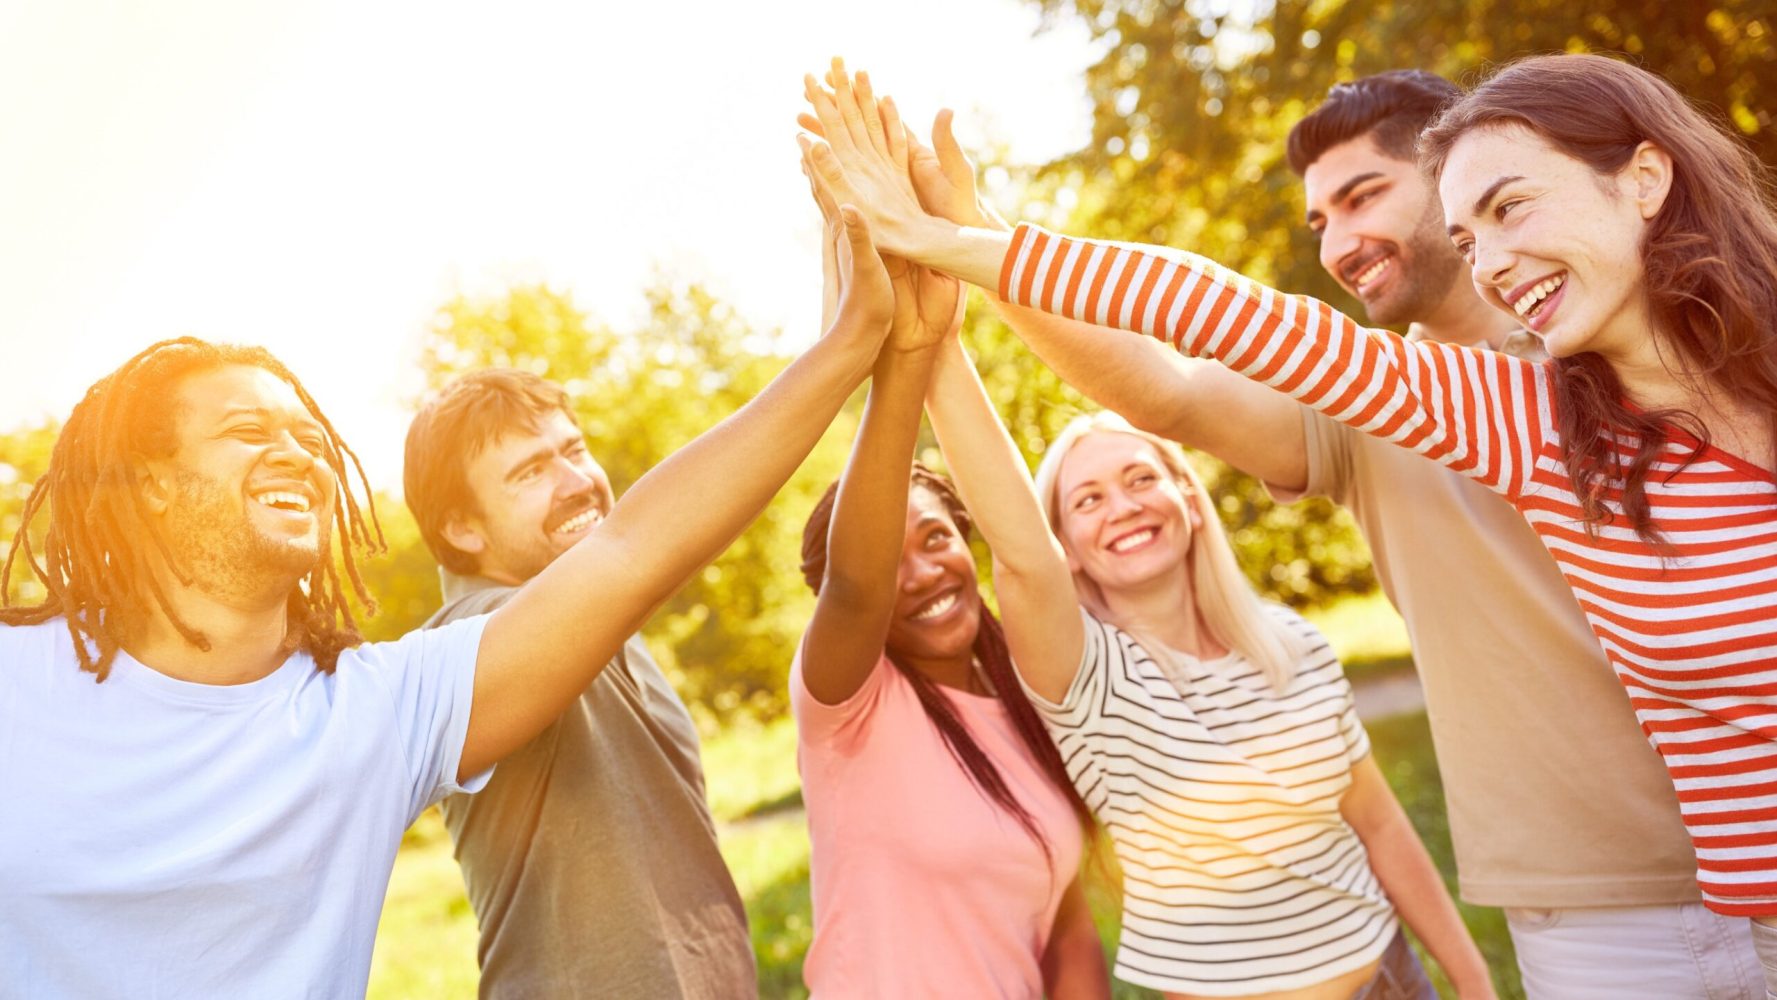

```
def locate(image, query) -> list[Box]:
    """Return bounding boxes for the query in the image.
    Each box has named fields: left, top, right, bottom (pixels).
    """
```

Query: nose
left=1472, top=238, right=1515, bottom=294
left=553, top=456, right=597, bottom=496
left=266, top=429, right=317, bottom=474
left=1321, top=221, right=1361, bottom=280
left=900, top=553, right=945, bottom=593
left=1106, top=488, right=1143, bottom=520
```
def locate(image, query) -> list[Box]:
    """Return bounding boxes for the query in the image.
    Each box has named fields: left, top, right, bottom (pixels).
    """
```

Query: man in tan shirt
left=914, top=71, right=1758, bottom=997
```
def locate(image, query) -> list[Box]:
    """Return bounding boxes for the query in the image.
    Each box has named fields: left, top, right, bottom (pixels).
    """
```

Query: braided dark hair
left=800, top=463, right=1094, bottom=859
left=1, top=337, right=384, bottom=680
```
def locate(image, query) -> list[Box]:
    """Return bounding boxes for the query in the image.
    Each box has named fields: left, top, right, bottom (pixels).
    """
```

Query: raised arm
left=803, top=63, right=1549, bottom=500
left=924, top=337, right=1083, bottom=703
left=801, top=109, right=962, bottom=703
left=907, top=113, right=1307, bottom=492
left=456, top=206, right=895, bottom=780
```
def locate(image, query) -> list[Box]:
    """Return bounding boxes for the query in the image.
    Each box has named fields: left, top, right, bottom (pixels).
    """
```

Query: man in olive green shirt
left=405, top=369, right=755, bottom=999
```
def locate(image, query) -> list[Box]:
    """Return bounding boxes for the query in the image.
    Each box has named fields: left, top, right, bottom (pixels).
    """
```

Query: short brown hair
left=404, top=369, right=577, bottom=574
left=1286, top=69, right=1461, bottom=176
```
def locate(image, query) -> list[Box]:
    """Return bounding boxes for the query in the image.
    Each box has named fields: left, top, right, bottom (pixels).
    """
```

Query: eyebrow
left=218, top=406, right=322, bottom=436
left=1305, top=171, right=1385, bottom=225
left=504, top=443, right=559, bottom=482
left=1451, top=175, right=1526, bottom=234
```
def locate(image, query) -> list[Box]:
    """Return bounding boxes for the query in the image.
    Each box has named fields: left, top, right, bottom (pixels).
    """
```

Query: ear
left=1626, top=141, right=1674, bottom=220
left=135, top=458, right=173, bottom=516
left=441, top=514, right=488, bottom=559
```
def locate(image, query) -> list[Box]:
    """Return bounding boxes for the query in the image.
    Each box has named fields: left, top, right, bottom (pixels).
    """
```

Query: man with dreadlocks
left=0, top=204, right=897, bottom=998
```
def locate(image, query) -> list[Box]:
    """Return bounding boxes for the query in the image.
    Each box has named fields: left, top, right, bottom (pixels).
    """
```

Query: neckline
left=108, top=641, right=313, bottom=706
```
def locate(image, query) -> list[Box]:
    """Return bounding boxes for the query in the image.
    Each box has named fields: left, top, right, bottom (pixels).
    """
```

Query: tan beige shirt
left=1285, top=332, right=1697, bottom=907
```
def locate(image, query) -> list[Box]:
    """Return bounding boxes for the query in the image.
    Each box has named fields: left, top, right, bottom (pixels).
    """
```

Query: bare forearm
left=803, top=346, right=938, bottom=702
left=1347, top=764, right=1493, bottom=997
left=1042, top=880, right=1111, bottom=999
left=464, top=322, right=881, bottom=774
left=925, top=339, right=1062, bottom=577
left=926, top=338, right=1083, bottom=699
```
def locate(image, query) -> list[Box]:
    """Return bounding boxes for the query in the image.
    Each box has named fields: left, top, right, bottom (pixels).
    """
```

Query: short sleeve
left=1268, top=407, right=1356, bottom=506
left=356, top=613, right=492, bottom=821
left=1338, top=682, right=1372, bottom=766
left=1018, top=608, right=1111, bottom=730
left=790, top=641, right=894, bottom=754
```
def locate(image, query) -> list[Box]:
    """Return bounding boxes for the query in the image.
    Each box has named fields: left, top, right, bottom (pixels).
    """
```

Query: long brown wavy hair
left=1, top=338, right=383, bottom=680
left=1420, top=54, right=1777, bottom=542
left=800, top=464, right=1094, bottom=859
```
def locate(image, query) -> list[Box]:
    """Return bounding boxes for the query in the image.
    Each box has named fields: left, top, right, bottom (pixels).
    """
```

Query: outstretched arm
left=924, top=336, right=1082, bottom=703
left=803, top=62, right=1546, bottom=500
left=801, top=111, right=963, bottom=704
left=457, top=206, right=894, bottom=780
left=906, top=112, right=1307, bottom=492
left=1343, top=757, right=1497, bottom=1000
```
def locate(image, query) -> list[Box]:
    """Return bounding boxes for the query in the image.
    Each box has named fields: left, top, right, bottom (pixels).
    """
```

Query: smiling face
left=883, top=486, right=983, bottom=664
left=1440, top=123, right=1667, bottom=360
left=1052, top=431, right=1201, bottom=597
left=148, top=364, right=338, bottom=601
left=1304, top=135, right=1465, bottom=326
left=446, top=410, right=615, bottom=585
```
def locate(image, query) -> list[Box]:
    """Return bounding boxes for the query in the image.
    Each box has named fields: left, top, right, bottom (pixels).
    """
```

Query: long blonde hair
left=1032, top=412, right=1306, bottom=692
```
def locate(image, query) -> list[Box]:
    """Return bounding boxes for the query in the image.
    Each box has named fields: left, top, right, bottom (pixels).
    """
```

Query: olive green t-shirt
left=429, top=572, right=756, bottom=998
left=1281, top=333, right=1697, bottom=908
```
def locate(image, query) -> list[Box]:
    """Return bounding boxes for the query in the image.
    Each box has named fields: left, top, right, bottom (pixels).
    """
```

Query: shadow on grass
left=1341, top=650, right=1418, bottom=686
left=736, top=787, right=805, bottom=824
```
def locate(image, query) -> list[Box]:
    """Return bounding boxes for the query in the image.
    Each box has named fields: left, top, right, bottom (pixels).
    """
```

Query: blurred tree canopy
left=0, top=420, right=60, bottom=607
left=364, top=281, right=859, bottom=721
left=982, top=0, right=1777, bottom=601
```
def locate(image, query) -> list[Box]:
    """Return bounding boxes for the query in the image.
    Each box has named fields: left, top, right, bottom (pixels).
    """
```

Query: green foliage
left=0, top=419, right=61, bottom=607
left=999, top=0, right=1777, bottom=605
left=412, top=282, right=859, bottom=720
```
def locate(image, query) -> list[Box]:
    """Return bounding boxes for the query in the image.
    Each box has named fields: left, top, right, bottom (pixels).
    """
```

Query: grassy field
left=369, top=592, right=1524, bottom=999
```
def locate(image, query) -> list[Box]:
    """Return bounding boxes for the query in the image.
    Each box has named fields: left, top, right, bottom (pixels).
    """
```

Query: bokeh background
left=4, top=1, right=1775, bottom=997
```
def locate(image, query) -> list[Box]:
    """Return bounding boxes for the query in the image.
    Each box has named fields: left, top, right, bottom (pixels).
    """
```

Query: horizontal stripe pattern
left=1004, top=225, right=1777, bottom=916
left=1034, top=606, right=1395, bottom=994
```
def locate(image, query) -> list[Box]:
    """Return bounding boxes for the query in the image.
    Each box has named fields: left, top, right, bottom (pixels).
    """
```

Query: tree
left=985, top=0, right=1777, bottom=602
left=0, top=419, right=60, bottom=607
left=409, top=281, right=859, bottom=721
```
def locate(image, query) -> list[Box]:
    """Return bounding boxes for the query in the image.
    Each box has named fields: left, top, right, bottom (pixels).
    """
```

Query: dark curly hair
left=2, top=337, right=383, bottom=680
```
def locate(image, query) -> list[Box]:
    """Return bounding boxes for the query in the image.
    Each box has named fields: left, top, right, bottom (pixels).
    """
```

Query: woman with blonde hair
left=921, top=330, right=1490, bottom=996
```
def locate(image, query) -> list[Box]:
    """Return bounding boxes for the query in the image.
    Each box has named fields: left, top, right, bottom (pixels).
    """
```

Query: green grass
left=370, top=594, right=1522, bottom=999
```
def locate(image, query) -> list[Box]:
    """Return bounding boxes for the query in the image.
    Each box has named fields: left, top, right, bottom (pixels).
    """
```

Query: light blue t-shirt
left=0, top=614, right=490, bottom=999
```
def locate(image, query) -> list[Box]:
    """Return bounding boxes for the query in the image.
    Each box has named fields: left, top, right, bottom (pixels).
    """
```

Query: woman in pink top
left=790, top=135, right=1108, bottom=999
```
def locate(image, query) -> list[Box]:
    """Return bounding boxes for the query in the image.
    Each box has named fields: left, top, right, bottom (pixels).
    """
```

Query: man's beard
left=1364, top=194, right=1466, bottom=327
left=164, top=467, right=327, bottom=602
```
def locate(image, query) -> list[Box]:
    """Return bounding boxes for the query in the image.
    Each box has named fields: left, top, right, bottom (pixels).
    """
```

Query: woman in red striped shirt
left=798, top=51, right=1777, bottom=978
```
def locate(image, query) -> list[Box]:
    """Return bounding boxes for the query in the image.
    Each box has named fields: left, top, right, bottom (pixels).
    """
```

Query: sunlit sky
left=0, top=0, right=1101, bottom=487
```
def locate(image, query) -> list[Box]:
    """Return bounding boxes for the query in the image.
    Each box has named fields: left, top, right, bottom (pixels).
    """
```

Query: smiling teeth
left=911, top=592, right=958, bottom=621
left=1110, top=529, right=1155, bottom=553
left=554, top=509, right=601, bottom=535
left=254, top=491, right=310, bottom=513
left=1514, top=274, right=1565, bottom=317
left=1355, top=256, right=1391, bottom=289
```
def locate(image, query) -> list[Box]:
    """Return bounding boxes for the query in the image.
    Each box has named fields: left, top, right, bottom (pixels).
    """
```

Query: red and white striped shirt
left=1000, top=224, right=1777, bottom=916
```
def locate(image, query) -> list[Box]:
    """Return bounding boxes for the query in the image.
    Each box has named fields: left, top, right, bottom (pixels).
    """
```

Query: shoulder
left=0, top=618, right=76, bottom=685
left=426, top=585, right=519, bottom=628
left=338, top=615, right=489, bottom=680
